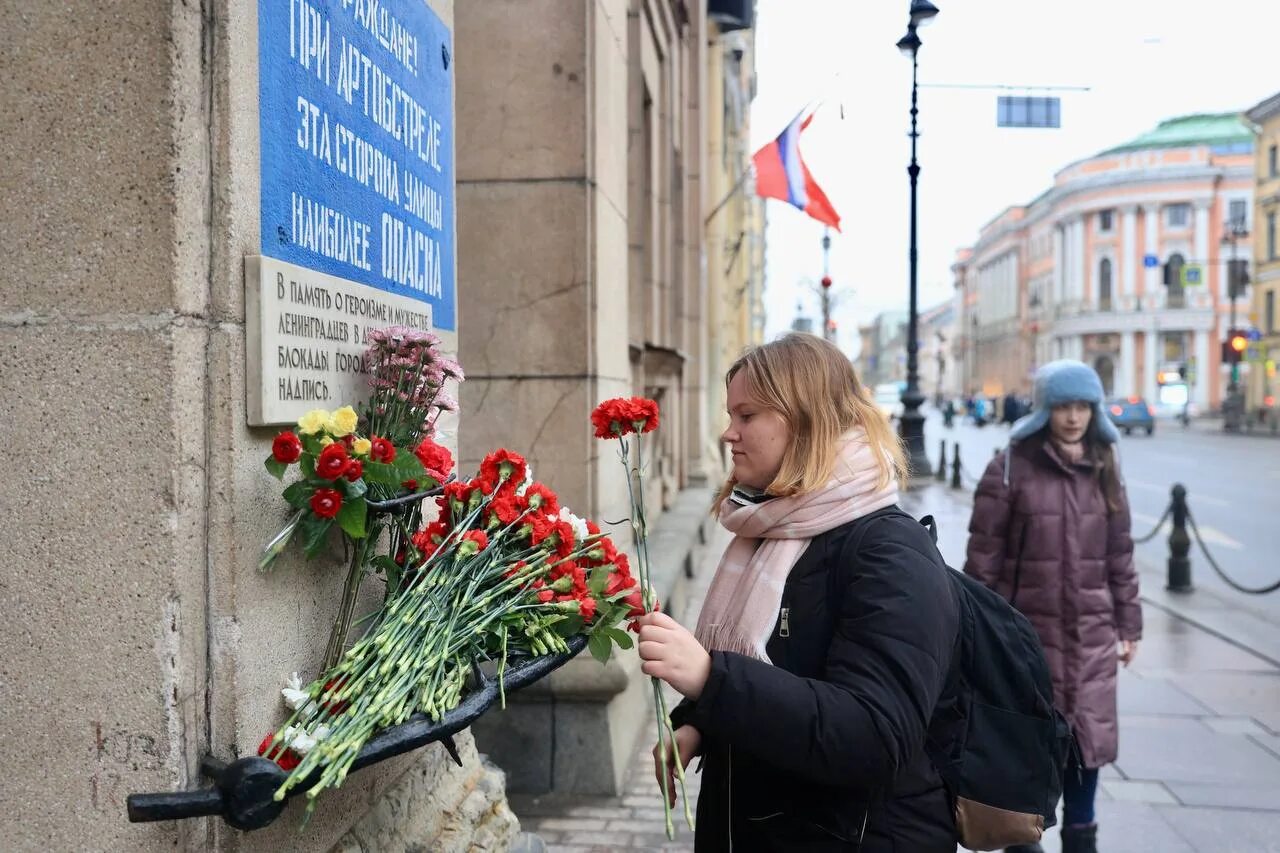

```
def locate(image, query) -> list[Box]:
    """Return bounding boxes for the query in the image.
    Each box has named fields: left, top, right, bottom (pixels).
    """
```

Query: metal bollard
left=950, top=443, right=962, bottom=489
left=936, top=440, right=947, bottom=482
left=1166, top=483, right=1193, bottom=593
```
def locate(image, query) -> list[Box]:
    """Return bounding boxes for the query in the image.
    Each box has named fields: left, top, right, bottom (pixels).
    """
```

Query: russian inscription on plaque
left=248, top=0, right=454, bottom=425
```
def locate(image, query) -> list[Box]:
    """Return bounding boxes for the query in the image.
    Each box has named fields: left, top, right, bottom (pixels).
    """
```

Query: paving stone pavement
left=511, top=483, right=1280, bottom=853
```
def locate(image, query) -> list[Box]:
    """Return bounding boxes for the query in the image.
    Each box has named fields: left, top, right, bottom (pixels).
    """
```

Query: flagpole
left=703, top=166, right=752, bottom=227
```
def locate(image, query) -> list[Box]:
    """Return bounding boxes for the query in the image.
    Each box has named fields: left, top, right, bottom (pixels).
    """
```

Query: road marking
left=1131, top=511, right=1243, bottom=551
left=1126, top=479, right=1229, bottom=508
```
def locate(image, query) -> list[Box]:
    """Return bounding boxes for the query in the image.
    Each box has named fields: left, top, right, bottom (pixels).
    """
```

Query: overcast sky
left=751, top=0, right=1280, bottom=356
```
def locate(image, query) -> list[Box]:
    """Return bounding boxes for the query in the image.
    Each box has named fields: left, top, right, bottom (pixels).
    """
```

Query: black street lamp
left=896, top=0, right=938, bottom=479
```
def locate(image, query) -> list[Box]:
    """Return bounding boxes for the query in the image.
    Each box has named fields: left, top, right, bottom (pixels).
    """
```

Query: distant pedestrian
left=1002, top=391, right=1022, bottom=426
left=637, top=333, right=961, bottom=852
left=964, top=360, right=1142, bottom=853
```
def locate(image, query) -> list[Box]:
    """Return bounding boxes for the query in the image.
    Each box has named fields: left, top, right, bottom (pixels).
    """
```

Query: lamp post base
left=899, top=391, right=932, bottom=480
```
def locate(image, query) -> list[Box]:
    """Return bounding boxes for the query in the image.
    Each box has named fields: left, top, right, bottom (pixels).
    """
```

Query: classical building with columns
left=955, top=113, right=1254, bottom=411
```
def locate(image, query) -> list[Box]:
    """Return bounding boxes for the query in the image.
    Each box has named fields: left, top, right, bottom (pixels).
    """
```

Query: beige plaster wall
left=1, top=0, right=476, bottom=849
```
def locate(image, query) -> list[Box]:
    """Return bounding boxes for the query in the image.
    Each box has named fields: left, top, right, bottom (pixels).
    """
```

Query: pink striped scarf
left=695, top=429, right=900, bottom=661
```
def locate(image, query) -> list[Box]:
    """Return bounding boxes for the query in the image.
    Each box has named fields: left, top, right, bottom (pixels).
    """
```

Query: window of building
left=1161, top=332, right=1187, bottom=362
left=1097, top=210, right=1113, bottom=232
left=1165, top=203, right=1190, bottom=228
left=1098, top=258, right=1112, bottom=311
left=1270, top=144, right=1278, bottom=178
left=1267, top=289, right=1276, bottom=335
left=1269, top=212, right=1277, bottom=261
left=1228, top=199, right=1248, bottom=229
left=1165, top=253, right=1186, bottom=308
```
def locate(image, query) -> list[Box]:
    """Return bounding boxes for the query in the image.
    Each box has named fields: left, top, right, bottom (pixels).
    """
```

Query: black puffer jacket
left=670, top=508, right=960, bottom=852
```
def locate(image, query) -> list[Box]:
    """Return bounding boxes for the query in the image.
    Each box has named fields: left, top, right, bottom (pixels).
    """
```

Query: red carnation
left=414, top=437, right=455, bottom=482
left=272, top=431, right=302, bottom=464
left=536, top=588, right=554, bottom=603
left=523, top=512, right=555, bottom=546
left=578, top=596, right=598, bottom=622
left=461, top=529, right=489, bottom=553
left=258, top=733, right=301, bottom=771
left=316, top=442, right=350, bottom=480
left=486, top=494, right=521, bottom=526
left=627, top=396, right=660, bottom=433
left=591, top=398, right=632, bottom=439
left=310, top=487, right=342, bottom=519
left=479, top=448, right=528, bottom=492
left=411, top=521, right=451, bottom=559
left=586, top=520, right=601, bottom=536
left=344, top=459, right=364, bottom=481
left=605, top=566, right=637, bottom=596
left=370, top=435, right=396, bottom=463
left=520, top=483, right=560, bottom=515
left=623, top=589, right=645, bottom=619
left=549, top=518, right=576, bottom=558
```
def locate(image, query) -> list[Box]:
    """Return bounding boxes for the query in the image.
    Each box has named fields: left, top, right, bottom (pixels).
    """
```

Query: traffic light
left=1222, top=329, right=1248, bottom=365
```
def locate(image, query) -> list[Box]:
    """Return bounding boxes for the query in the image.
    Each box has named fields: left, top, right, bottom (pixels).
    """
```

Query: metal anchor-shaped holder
left=126, top=634, right=586, bottom=830
left=127, top=481, right=587, bottom=830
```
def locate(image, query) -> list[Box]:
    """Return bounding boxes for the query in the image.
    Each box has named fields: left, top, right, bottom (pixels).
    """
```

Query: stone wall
left=0, top=0, right=515, bottom=849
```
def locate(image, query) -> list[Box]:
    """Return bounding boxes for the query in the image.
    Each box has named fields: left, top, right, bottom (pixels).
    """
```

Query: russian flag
left=752, top=113, right=841, bottom=231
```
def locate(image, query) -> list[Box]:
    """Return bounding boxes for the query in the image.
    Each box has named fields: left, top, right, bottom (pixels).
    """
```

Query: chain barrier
left=1184, top=507, right=1280, bottom=595
left=1132, top=504, right=1171, bottom=545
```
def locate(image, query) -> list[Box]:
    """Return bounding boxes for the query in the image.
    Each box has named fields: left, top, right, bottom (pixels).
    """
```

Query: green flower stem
left=322, top=537, right=372, bottom=672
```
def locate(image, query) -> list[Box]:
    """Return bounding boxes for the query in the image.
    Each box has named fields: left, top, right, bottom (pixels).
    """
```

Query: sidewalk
left=511, top=485, right=1280, bottom=853
left=903, top=481, right=1280, bottom=853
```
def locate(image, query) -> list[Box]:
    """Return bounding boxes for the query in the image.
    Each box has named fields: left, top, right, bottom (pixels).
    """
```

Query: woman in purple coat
left=965, top=360, right=1142, bottom=853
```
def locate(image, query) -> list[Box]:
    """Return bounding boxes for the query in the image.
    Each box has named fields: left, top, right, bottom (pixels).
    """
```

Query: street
left=929, top=409, right=1280, bottom=625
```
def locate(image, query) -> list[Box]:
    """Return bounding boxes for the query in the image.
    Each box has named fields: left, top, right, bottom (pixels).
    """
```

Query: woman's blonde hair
left=715, top=333, right=907, bottom=507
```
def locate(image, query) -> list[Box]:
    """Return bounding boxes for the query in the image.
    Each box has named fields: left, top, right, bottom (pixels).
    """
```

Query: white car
left=873, top=383, right=905, bottom=420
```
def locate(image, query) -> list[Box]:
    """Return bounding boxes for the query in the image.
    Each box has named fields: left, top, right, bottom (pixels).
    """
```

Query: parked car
left=873, top=382, right=905, bottom=421
left=1107, top=397, right=1155, bottom=435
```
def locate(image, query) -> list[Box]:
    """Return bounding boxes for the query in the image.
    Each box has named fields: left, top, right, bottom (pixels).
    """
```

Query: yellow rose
left=327, top=405, right=359, bottom=437
left=352, top=437, right=372, bottom=457
left=319, top=435, right=334, bottom=446
left=297, top=408, right=329, bottom=435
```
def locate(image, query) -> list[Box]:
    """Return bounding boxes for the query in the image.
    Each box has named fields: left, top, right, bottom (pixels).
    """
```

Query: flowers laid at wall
left=260, top=447, right=643, bottom=814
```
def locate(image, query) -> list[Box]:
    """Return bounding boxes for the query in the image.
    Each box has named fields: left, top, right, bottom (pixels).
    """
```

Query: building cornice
left=1245, top=92, right=1280, bottom=126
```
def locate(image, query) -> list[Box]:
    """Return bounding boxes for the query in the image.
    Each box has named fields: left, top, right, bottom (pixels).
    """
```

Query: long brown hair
left=714, top=334, right=907, bottom=509
left=1087, top=419, right=1124, bottom=513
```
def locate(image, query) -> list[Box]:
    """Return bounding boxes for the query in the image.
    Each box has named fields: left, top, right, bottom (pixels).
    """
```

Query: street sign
left=1143, top=254, right=1159, bottom=268
left=1181, top=264, right=1203, bottom=287
left=1248, top=328, right=1262, bottom=342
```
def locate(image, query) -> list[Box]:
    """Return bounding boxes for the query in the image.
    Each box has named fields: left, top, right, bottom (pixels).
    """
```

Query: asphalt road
left=923, top=409, right=1280, bottom=622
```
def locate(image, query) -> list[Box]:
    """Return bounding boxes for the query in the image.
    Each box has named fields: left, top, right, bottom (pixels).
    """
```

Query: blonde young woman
left=634, top=334, right=960, bottom=852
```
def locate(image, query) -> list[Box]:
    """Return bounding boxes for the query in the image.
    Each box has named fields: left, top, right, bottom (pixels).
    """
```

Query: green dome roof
left=1102, top=112, right=1252, bottom=155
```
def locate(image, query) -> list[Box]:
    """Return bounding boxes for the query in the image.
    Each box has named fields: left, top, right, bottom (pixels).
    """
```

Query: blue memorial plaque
left=258, top=0, right=455, bottom=330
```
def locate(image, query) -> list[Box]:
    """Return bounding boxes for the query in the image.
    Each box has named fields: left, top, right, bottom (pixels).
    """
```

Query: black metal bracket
left=126, top=634, right=586, bottom=830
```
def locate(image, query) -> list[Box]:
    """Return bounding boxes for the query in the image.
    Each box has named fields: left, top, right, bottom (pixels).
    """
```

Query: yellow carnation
left=352, top=437, right=372, bottom=457
left=297, top=409, right=329, bottom=435
left=327, top=405, right=359, bottom=437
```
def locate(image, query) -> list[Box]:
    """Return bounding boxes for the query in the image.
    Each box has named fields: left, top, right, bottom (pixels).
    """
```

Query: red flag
left=752, top=112, right=841, bottom=231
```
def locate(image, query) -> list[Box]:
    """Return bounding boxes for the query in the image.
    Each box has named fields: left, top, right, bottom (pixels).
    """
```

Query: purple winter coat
left=964, top=436, right=1142, bottom=768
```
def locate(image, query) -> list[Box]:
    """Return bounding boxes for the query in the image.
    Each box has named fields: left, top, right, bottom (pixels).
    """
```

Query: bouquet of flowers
left=260, top=327, right=463, bottom=669
left=258, top=447, right=646, bottom=813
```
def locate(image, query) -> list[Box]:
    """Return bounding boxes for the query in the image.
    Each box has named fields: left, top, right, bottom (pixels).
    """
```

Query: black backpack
left=915, top=514, right=1074, bottom=852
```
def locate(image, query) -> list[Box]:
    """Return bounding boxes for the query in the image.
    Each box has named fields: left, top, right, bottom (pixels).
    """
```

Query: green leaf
left=553, top=614, right=585, bottom=637
left=587, top=631, right=613, bottom=665
left=587, top=567, right=609, bottom=597
left=394, top=453, right=426, bottom=482
left=300, top=454, right=316, bottom=479
left=282, top=480, right=316, bottom=509
left=604, top=627, right=634, bottom=650
left=264, top=457, right=289, bottom=480
left=300, top=513, right=333, bottom=558
left=337, top=476, right=368, bottom=499
left=335, top=496, right=368, bottom=538
left=361, top=459, right=400, bottom=487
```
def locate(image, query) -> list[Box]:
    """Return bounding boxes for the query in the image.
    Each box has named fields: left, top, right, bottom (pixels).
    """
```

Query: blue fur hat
left=1008, top=359, right=1120, bottom=444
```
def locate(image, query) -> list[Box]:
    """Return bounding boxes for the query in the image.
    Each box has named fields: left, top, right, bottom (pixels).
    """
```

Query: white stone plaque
left=245, top=255, right=433, bottom=426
